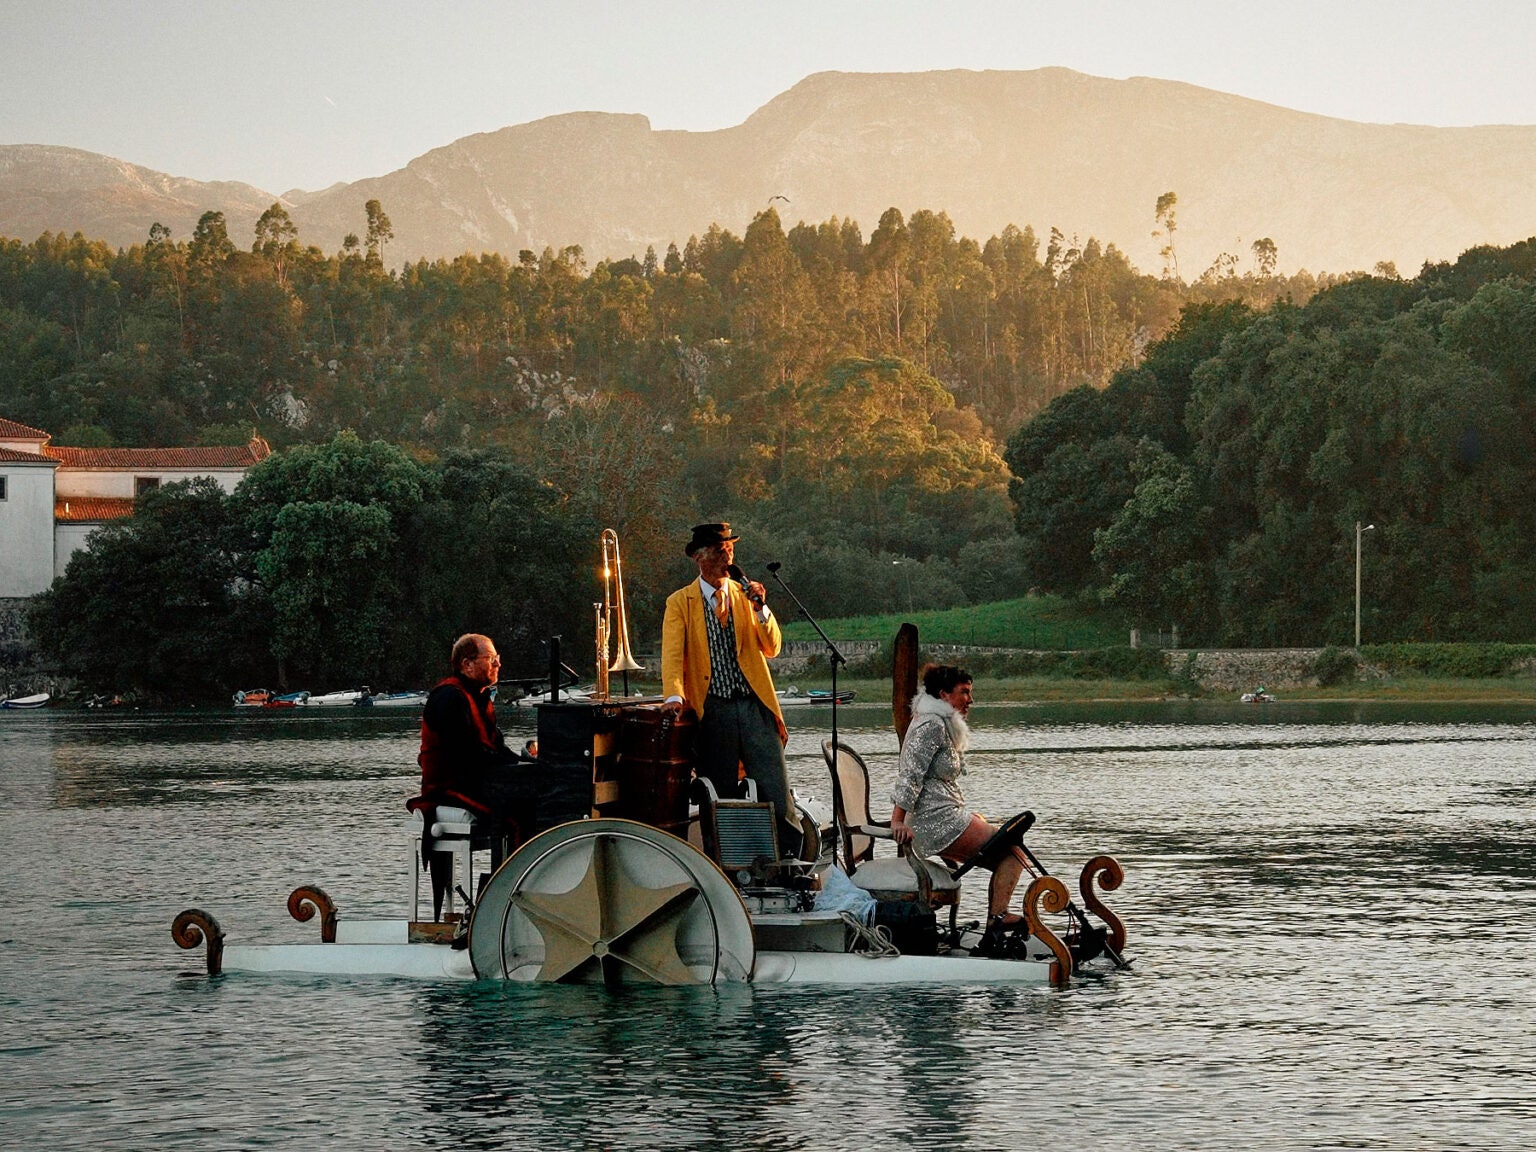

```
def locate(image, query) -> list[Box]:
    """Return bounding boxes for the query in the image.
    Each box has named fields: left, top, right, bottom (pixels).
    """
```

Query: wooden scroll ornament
left=287, top=885, right=338, bottom=943
left=171, top=908, right=225, bottom=976
left=1078, top=854, right=1127, bottom=955
left=1023, top=875, right=1073, bottom=986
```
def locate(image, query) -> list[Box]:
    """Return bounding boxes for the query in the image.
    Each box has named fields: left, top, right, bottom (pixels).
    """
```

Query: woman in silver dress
left=890, top=664, right=1027, bottom=926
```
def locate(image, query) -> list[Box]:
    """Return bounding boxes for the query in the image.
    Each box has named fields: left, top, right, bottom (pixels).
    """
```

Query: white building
left=0, top=417, right=271, bottom=597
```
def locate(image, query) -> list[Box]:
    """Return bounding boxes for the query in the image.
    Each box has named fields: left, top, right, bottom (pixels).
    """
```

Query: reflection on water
left=2, top=703, right=1534, bottom=1149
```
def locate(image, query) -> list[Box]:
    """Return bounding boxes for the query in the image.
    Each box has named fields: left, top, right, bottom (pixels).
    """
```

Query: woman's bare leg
left=943, top=815, right=1026, bottom=921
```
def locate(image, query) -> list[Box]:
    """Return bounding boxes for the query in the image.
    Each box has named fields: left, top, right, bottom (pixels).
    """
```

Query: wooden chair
left=822, top=739, right=961, bottom=923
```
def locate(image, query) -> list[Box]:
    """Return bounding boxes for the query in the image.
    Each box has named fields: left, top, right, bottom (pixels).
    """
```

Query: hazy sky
left=3, top=0, right=1533, bottom=193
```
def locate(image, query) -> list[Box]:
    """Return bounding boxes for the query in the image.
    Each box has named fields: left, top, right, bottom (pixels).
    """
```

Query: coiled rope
left=839, top=912, right=900, bottom=958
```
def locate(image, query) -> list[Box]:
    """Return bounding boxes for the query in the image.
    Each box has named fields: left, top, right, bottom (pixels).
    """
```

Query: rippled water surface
left=2, top=701, right=1534, bottom=1150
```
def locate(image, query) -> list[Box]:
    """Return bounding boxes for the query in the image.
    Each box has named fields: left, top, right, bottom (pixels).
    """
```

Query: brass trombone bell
left=598, top=530, right=643, bottom=699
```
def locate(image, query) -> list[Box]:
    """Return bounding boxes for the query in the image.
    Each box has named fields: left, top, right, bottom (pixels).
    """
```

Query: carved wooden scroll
left=1023, top=875, right=1072, bottom=986
left=172, top=908, right=225, bottom=976
left=287, top=885, right=338, bottom=943
left=1078, top=855, right=1127, bottom=954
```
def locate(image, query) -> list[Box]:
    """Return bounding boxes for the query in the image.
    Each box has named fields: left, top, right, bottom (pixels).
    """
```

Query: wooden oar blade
left=893, top=622, right=919, bottom=743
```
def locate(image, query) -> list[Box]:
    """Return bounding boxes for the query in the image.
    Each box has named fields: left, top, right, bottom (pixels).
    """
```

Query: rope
left=840, top=912, right=901, bottom=958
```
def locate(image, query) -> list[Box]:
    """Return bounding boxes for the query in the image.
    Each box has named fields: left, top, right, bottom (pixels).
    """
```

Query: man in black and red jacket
left=415, top=633, right=530, bottom=867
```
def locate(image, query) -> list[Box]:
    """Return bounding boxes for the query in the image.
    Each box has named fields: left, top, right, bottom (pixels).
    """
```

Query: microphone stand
left=765, top=563, right=848, bottom=760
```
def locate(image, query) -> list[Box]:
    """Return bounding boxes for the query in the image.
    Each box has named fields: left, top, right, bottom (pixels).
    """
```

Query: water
left=2, top=701, right=1534, bottom=1150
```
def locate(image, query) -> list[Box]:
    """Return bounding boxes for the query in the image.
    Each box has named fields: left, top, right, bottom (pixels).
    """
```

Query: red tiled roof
left=0, top=446, right=58, bottom=464
left=43, top=437, right=272, bottom=469
left=55, top=497, right=136, bottom=522
left=0, top=417, right=50, bottom=440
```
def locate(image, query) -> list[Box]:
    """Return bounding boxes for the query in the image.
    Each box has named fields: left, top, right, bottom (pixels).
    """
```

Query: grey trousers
left=697, top=694, right=802, bottom=858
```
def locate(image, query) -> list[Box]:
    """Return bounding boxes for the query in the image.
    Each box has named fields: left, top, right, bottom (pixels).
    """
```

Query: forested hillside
left=1006, top=239, right=1536, bottom=646
left=1, top=202, right=1308, bottom=633
left=13, top=200, right=1525, bottom=695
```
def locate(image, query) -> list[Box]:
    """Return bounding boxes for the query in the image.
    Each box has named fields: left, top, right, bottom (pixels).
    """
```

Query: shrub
left=1311, top=646, right=1359, bottom=686
left=1360, top=642, right=1536, bottom=679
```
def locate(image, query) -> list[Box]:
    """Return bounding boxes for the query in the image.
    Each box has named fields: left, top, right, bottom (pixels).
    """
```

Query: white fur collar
left=912, top=690, right=970, bottom=756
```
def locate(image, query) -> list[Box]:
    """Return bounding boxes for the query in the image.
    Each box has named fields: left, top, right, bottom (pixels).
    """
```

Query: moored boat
left=357, top=690, right=428, bottom=708
left=235, top=689, right=310, bottom=708
left=503, top=685, right=593, bottom=707
left=303, top=687, right=369, bottom=706
left=0, top=691, right=49, bottom=709
left=778, top=686, right=856, bottom=706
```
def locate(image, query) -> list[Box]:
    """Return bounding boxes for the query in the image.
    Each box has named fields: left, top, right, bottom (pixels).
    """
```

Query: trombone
left=595, top=528, right=644, bottom=699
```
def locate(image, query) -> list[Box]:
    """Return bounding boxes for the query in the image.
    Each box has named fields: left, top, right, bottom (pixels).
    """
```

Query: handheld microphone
left=727, top=563, right=765, bottom=607
left=766, top=561, right=782, bottom=574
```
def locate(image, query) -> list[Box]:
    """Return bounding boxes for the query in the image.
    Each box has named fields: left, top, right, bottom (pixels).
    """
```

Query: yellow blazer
left=661, top=578, right=784, bottom=722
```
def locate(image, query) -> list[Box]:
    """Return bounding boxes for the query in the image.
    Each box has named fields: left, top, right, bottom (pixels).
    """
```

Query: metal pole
left=1355, top=521, right=1362, bottom=648
left=1355, top=522, right=1374, bottom=647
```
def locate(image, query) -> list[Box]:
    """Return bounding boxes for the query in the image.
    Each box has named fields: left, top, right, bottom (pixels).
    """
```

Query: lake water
left=1, top=701, right=1533, bottom=1150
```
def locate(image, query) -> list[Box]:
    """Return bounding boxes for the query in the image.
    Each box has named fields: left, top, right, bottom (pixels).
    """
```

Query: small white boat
left=777, top=686, right=855, bottom=707
left=357, top=690, right=428, bottom=708
left=504, top=686, right=593, bottom=707
left=304, top=688, right=369, bottom=707
left=0, top=692, right=49, bottom=709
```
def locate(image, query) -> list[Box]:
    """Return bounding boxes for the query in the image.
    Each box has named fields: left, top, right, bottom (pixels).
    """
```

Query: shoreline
left=775, top=675, right=1536, bottom=706
left=11, top=675, right=1536, bottom=712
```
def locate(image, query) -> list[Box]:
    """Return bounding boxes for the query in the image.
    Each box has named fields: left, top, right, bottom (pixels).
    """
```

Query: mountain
left=0, top=145, right=276, bottom=250
left=5, top=69, right=1536, bottom=276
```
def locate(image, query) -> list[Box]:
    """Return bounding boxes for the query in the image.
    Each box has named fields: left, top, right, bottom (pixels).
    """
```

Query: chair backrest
left=823, top=739, right=876, bottom=869
left=711, top=802, right=780, bottom=874
left=691, top=777, right=780, bottom=880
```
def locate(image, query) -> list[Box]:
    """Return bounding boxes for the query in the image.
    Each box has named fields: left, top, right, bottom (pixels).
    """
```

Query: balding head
left=451, top=633, right=499, bottom=686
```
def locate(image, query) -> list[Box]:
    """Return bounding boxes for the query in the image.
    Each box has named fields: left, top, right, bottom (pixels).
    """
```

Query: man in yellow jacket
left=661, top=522, right=800, bottom=858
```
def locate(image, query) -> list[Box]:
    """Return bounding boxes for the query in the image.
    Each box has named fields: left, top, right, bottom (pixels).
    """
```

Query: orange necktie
left=715, top=588, right=729, bottom=626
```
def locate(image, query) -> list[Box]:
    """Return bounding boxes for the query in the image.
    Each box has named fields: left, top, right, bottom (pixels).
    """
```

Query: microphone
left=727, top=563, right=765, bottom=607
left=766, top=561, right=782, bottom=573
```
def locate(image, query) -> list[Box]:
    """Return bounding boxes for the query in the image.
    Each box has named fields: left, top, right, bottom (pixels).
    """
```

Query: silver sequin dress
left=890, top=702, right=971, bottom=859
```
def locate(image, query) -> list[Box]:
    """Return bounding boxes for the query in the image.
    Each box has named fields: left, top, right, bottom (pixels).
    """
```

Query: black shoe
left=971, top=916, right=1009, bottom=958
left=1069, top=923, right=1107, bottom=966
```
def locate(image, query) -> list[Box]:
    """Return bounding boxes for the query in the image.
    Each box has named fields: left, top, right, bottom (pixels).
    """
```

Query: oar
left=892, top=622, right=919, bottom=743
left=1017, top=842, right=1132, bottom=970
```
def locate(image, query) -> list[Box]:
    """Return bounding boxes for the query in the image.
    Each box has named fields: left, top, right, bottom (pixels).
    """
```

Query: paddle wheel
left=467, top=819, right=756, bottom=985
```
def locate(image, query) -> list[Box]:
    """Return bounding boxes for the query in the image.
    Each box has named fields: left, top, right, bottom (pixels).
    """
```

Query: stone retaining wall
left=1160, top=648, right=1325, bottom=692
left=777, top=639, right=882, bottom=675
left=777, top=639, right=1332, bottom=692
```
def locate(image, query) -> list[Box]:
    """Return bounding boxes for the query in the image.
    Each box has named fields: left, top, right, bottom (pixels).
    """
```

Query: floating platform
left=176, top=820, right=1121, bottom=988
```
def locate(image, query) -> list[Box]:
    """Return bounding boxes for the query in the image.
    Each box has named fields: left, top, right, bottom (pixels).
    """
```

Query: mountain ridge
left=4, top=68, right=1535, bottom=276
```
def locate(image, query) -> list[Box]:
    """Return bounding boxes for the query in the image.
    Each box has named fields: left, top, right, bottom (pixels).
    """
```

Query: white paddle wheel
left=468, top=819, right=756, bottom=985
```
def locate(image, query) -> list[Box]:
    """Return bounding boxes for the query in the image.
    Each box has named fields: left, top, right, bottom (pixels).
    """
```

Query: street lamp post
left=892, top=559, right=914, bottom=613
left=1355, top=521, right=1375, bottom=647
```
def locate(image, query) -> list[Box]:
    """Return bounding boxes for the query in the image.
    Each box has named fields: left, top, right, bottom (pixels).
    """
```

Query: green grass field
left=778, top=595, right=1129, bottom=649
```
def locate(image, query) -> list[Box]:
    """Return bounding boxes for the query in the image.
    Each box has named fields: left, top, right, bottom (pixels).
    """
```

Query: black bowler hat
left=685, top=522, right=740, bottom=556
